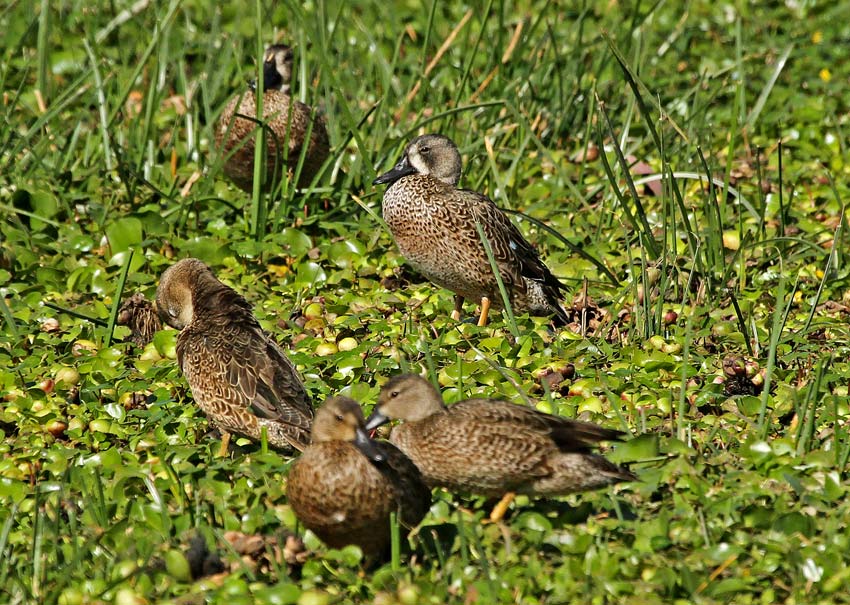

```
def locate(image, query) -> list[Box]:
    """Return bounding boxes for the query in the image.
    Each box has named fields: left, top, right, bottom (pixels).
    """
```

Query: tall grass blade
left=456, top=509, right=469, bottom=569
left=677, top=314, right=693, bottom=441
left=0, top=294, right=18, bottom=341
left=602, top=32, right=686, bottom=149
left=795, top=355, right=830, bottom=455
left=757, top=273, right=788, bottom=436
left=475, top=220, right=519, bottom=337
left=596, top=96, right=660, bottom=259
left=104, top=248, right=134, bottom=347
left=36, top=0, right=49, bottom=103
left=745, top=44, right=793, bottom=131
left=454, top=0, right=494, bottom=106
left=82, top=39, right=114, bottom=171
left=0, top=502, right=18, bottom=592
left=500, top=208, right=621, bottom=286
left=728, top=292, right=754, bottom=357
left=389, top=511, right=400, bottom=572
left=465, top=515, right=498, bottom=600
left=250, top=0, right=267, bottom=241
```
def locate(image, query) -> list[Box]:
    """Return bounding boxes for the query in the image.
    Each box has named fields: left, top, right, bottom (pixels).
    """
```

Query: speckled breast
left=381, top=176, right=497, bottom=302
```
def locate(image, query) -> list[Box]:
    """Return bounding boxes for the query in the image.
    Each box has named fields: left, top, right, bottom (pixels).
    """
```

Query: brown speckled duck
left=373, top=134, right=568, bottom=326
left=215, top=44, right=329, bottom=192
left=117, top=292, right=162, bottom=347
left=155, top=258, right=313, bottom=454
left=287, top=396, right=430, bottom=560
left=365, top=374, right=636, bottom=520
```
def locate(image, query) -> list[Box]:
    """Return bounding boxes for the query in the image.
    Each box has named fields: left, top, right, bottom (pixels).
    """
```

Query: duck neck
left=192, top=279, right=254, bottom=322
left=262, top=61, right=289, bottom=93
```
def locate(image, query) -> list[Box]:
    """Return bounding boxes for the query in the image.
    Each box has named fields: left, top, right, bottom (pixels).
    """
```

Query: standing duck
left=215, top=44, right=330, bottom=192
left=155, top=258, right=313, bottom=454
left=365, top=374, right=636, bottom=520
left=373, top=134, right=568, bottom=326
left=287, top=396, right=431, bottom=560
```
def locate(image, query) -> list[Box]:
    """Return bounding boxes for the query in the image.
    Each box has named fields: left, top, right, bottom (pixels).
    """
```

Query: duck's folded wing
left=421, top=408, right=554, bottom=480
left=452, top=399, right=625, bottom=451
left=464, top=192, right=567, bottom=293
left=221, top=324, right=313, bottom=430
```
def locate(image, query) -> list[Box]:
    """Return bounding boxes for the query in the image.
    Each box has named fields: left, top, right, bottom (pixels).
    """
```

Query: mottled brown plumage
left=373, top=134, right=568, bottom=324
left=287, top=397, right=430, bottom=559
left=117, top=292, right=162, bottom=347
left=155, top=258, right=313, bottom=452
left=365, top=374, right=636, bottom=497
left=215, top=44, right=329, bottom=192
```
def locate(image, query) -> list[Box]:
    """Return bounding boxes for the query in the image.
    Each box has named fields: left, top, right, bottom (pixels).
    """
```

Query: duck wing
left=230, top=321, right=314, bottom=429
left=459, top=190, right=569, bottom=322
left=450, top=399, right=625, bottom=452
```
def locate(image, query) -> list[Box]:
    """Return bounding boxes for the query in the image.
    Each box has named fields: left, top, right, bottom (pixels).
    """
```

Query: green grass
left=2, top=0, right=850, bottom=603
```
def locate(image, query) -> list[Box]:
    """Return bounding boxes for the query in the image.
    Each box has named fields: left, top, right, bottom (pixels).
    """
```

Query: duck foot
left=451, top=295, right=465, bottom=322
left=217, top=431, right=232, bottom=457
left=487, top=491, right=515, bottom=523
left=477, top=297, right=491, bottom=327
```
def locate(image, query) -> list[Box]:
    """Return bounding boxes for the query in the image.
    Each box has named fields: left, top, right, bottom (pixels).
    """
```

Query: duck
left=373, top=134, right=568, bottom=326
left=215, top=44, right=330, bottom=193
left=287, top=396, right=431, bottom=560
left=116, top=292, right=161, bottom=347
left=155, top=258, right=313, bottom=455
left=364, top=374, right=636, bottom=521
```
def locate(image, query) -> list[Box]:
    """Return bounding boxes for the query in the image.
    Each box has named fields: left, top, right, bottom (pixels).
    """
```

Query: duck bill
left=353, top=426, right=385, bottom=463
left=373, top=156, right=416, bottom=185
left=248, top=59, right=281, bottom=93
left=364, top=409, right=390, bottom=432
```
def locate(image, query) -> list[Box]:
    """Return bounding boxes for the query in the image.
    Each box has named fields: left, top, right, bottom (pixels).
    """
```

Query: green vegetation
left=2, top=1, right=850, bottom=603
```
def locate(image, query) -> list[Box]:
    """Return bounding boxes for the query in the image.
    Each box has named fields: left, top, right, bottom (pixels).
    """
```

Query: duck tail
left=612, top=464, right=639, bottom=483
left=551, top=421, right=628, bottom=450
left=551, top=300, right=570, bottom=327
left=540, top=272, right=570, bottom=327
left=587, top=453, right=639, bottom=484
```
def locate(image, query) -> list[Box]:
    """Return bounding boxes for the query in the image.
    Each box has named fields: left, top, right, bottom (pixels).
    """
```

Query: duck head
left=373, top=134, right=462, bottom=187
left=250, top=44, right=294, bottom=93
left=365, top=374, right=446, bottom=430
left=313, top=396, right=385, bottom=463
left=155, top=258, right=218, bottom=330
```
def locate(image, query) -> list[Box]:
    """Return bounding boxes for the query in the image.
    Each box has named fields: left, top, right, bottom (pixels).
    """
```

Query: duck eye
left=390, top=390, right=400, bottom=398
left=419, top=146, right=430, bottom=155
left=334, top=414, right=344, bottom=422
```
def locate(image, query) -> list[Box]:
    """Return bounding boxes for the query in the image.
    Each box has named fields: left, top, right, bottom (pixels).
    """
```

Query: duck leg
left=451, top=295, right=465, bottom=321
left=217, top=431, right=232, bottom=457
left=488, top=491, right=515, bottom=522
left=477, top=297, right=491, bottom=327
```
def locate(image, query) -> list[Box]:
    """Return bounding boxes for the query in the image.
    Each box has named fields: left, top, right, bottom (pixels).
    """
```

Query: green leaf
left=29, top=190, right=60, bottom=230
left=106, top=218, right=144, bottom=254
left=608, top=433, right=660, bottom=463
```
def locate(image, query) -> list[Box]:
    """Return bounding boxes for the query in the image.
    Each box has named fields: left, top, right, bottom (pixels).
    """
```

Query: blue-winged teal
left=216, top=44, right=329, bottom=192
left=117, top=292, right=161, bottom=347
left=156, top=258, right=313, bottom=454
left=287, top=396, right=430, bottom=560
left=373, top=134, right=568, bottom=326
left=365, top=374, right=636, bottom=520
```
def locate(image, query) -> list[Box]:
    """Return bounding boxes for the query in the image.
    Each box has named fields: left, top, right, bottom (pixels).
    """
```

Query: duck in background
left=216, top=44, right=330, bottom=193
